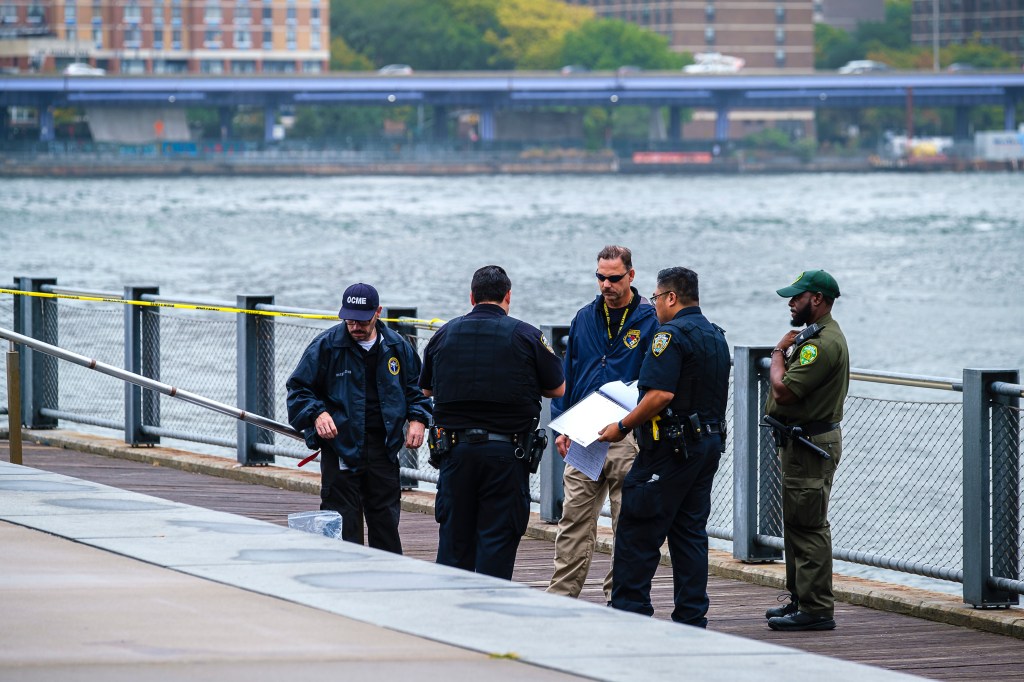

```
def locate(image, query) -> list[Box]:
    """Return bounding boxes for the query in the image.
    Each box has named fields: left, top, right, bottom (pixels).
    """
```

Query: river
left=2, top=172, right=1021, bottom=379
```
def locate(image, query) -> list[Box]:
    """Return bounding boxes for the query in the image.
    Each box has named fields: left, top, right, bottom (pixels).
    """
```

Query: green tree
left=941, top=41, right=1018, bottom=69
left=814, top=23, right=860, bottom=70
left=329, top=36, right=374, bottom=71
left=561, top=18, right=686, bottom=71
left=856, top=0, right=912, bottom=53
left=488, top=0, right=592, bottom=69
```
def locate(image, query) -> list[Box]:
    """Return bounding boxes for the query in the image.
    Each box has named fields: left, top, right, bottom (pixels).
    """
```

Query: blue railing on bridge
left=1, top=275, right=1020, bottom=608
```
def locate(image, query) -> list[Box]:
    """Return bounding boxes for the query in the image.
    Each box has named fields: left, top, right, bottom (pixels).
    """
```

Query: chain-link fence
left=3, top=287, right=1021, bottom=601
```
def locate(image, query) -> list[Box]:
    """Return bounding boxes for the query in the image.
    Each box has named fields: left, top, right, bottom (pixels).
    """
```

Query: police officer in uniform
left=598, top=267, right=730, bottom=627
left=764, top=269, right=849, bottom=632
left=419, top=265, right=565, bottom=580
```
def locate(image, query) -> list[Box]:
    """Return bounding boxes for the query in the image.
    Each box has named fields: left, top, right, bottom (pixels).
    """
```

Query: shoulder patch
left=651, top=331, right=672, bottom=357
left=540, top=333, right=555, bottom=354
left=798, top=344, right=818, bottom=366
left=623, top=328, right=641, bottom=350
left=388, top=357, right=401, bottom=375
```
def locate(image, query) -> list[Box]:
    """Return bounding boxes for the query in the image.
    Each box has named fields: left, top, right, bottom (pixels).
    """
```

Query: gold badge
left=623, top=329, right=641, bottom=349
left=798, top=345, right=818, bottom=366
left=651, top=332, right=671, bottom=357
left=388, top=357, right=401, bottom=375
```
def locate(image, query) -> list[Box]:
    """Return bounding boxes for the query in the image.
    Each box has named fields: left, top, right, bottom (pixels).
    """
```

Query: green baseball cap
left=776, top=270, right=841, bottom=299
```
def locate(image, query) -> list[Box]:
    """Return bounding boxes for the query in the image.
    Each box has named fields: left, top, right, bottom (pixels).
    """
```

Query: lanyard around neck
left=603, top=293, right=633, bottom=340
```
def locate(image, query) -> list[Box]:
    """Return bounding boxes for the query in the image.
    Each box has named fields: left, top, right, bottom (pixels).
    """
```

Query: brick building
left=0, top=0, right=329, bottom=74
left=562, top=0, right=815, bottom=71
left=911, top=0, right=1024, bottom=64
left=813, top=0, right=885, bottom=33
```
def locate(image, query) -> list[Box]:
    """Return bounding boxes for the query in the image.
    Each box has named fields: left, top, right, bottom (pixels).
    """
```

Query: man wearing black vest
left=419, top=265, right=565, bottom=579
left=287, top=283, right=431, bottom=554
left=598, top=267, right=730, bottom=627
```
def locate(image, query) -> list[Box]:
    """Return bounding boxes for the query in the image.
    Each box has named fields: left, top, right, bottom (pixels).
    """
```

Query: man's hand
left=597, top=422, right=627, bottom=444
left=555, top=434, right=570, bottom=458
left=776, top=330, right=800, bottom=352
left=405, top=421, right=426, bottom=449
left=315, top=411, right=337, bottom=439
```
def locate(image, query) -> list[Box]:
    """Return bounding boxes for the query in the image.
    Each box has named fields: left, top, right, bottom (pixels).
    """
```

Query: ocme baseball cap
left=776, top=270, right=841, bottom=299
left=338, top=283, right=380, bottom=321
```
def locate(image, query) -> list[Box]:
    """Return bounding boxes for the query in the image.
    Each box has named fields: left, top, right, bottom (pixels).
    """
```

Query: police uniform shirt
left=766, top=312, right=850, bottom=424
left=638, top=307, right=730, bottom=424
left=420, top=303, right=564, bottom=434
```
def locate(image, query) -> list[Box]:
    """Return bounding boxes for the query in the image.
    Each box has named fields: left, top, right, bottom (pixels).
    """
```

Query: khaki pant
left=780, top=429, right=842, bottom=618
left=546, top=433, right=638, bottom=602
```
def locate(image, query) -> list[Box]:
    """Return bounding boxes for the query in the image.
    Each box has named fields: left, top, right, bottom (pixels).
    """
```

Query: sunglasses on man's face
left=595, top=272, right=628, bottom=283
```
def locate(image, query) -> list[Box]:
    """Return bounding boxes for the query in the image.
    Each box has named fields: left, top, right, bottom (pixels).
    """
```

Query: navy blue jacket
left=286, top=322, right=431, bottom=467
left=551, top=289, right=659, bottom=420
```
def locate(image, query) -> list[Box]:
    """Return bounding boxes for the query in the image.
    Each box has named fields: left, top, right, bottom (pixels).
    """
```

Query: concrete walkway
left=0, top=459, right=921, bottom=682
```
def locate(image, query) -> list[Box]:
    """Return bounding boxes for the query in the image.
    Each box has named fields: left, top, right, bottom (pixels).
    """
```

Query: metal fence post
left=733, top=346, right=781, bottom=561
left=962, top=368, right=1019, bottom=607
left=539, top=324, right=570, bottom=523
left=6, top=342, right=22, bottom=464
left=236, top=295, right=275, bottom=466
left=14, top=276, right=58, bottom=429
left=124, top=285, right=160, bottom=446
left=383, top=305, right=419, bottom=489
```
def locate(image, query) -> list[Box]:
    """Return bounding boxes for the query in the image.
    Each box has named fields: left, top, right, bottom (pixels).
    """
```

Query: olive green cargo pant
left=546, top=434, right=637, bottom=602
left=780, top=429, right=842, bottom=618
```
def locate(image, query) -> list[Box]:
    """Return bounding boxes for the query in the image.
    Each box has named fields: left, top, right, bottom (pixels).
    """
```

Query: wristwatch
left=618, top=419, right=627, bottom=433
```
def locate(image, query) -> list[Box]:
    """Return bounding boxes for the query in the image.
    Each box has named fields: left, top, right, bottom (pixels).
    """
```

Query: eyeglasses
left=344, top=318, right=375, bottom=327
left=595, top=272, right=629, bottom=283
left=650, top=291, right=677, bottom=304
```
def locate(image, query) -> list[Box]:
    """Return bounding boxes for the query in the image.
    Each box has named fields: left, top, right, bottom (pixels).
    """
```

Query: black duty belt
left=451, top=429, right=522, bottom=445
left=796, top=421, right=840, bottom=437
left=703, top=422, right=725, bottom=435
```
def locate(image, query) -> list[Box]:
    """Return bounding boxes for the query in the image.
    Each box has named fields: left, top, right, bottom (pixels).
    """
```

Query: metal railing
left=2, top=276, right=1021, bottom=607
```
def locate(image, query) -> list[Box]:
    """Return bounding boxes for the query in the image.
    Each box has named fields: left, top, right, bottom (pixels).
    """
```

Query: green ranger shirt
left=765, top=312, right=850, bottom=424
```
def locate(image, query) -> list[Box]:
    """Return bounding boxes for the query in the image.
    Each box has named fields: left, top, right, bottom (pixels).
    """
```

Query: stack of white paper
left=548, top=381, right=639, bottom=481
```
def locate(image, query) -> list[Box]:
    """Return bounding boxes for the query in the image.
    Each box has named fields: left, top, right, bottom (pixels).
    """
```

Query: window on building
left=122, top=59, right=146, bottom=74
left=262, top=4, right=272, bottom=24
left=236, top=1, right=251, bottom=23
left=775, top=49, right=786, bottom=67
left=231, top=60, right=256, bottom=73
left=286, top=26, right=296, bottom=49
left=92, top=25, right=102, bottom=48
left=125, top=24, right=142, bottom=47
left=124, top=0, right=141, bottom=23
left=65, top=1, right=76, bottom=24
left=312, top=6, right=320, bottom=21
left=286, top=6, right=296, bottom=23
left=704, top=26, right=715, bottom=45
left=154, top=28, right=163, bottom=49
left=172, top=28, right=182, bottom=49
left=205, top=1, right=222, bottom=24
left=705, top=4, right=714, bottom=21
left=205, top=29, right=222, bottom=47
left=775, top=3, right=785, bottom=22
left=311, top=27, right=321, bottom=50
left=262, top=29, right=272, bottom=49
left=302, top=60, right=322, bottom=73
left=776, top=27, right=785, bottom=45
left=92, top=1, right=100, bottom=21
left=27, top=2, right=44, bottom=23
left=200, top=59, right=225, bottom=74
left=172, top=1, right=182, bottom=25
left=234, top=30, right=251, bottom=48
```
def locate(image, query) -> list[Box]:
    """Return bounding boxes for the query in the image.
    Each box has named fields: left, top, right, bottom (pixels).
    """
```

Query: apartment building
left=0, top=0, right=329, bottom=74
left=911, top=0, right=1024, bottom=64
left=562, top=0, right=815, bottom=71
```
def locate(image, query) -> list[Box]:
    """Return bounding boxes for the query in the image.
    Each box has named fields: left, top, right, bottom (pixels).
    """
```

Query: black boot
left=767, top=611, right=836, bottom=631
left=765, top=594, right=798, bottom=619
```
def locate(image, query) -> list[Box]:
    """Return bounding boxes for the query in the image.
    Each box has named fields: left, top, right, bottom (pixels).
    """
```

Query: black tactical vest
left=432, top=315, right=540, bottom=408
left=663, top=315, right=730, bottom=422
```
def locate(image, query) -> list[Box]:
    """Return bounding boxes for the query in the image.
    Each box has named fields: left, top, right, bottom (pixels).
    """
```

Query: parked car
left=63, top=63, right=105, bottom=76
left=945, top=62, right=977, bottom=72
left=560, top=64, right=589, bottom=74
left=378, top=64, right=413, bottom=75
left=616, top=65, right=643, bottom=75
left=838, top=60, right=890, bottom=75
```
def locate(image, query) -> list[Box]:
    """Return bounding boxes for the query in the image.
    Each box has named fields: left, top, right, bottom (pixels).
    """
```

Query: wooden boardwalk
left=7, top=442, right=1022, bottom=681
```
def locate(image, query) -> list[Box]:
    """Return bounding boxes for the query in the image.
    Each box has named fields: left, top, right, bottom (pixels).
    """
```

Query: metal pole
left=539, top=324, right=570, bottom=523
left=6, top=342, right=22, bottom=465
left=932, top=0, right=940, bottom=73
left=0, top=326, right=301, bottom=442
left=237, top=294, right=275, bottom=465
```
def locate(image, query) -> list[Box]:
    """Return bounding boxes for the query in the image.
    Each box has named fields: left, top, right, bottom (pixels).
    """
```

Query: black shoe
left=767, top=611, right=836, bottom=631
left=765, top=595, right=798, bottom=619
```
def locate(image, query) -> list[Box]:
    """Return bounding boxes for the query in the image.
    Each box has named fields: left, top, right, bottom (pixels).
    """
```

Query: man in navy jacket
left=546, top=246, right=659, bottom=602
left=287, top=283, right=431, bottom=554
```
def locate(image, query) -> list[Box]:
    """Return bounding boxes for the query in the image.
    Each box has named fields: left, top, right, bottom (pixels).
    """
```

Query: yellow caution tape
left=0, top=288, right=446, bottom=327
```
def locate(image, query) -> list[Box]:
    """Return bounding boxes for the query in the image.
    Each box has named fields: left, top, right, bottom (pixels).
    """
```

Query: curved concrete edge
left=10, top=427, right=1024, bottom=640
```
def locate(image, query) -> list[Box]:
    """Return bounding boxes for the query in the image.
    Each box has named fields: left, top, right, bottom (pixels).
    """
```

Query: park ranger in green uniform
left=763, top=269, right=849, bottom=632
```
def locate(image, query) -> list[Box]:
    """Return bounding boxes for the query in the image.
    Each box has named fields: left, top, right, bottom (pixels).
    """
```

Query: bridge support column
left=954, top=106, right=971, bottom=141
left=433, top=105, right=448, bottom=142
left=1004, top=95, right=1018, bottom=131
left=714, top=104, right=730, bottom=142
left=478, top=108, right=495, bottom=142
left=648, top=107, right=667, bottom=142
left=264, top=106, right=276, bottom=143
left=39, top=106, right=54, bottom=142
left=219, top=107, right=233, bottom=141
left=668, top=106, right=682, bottom=141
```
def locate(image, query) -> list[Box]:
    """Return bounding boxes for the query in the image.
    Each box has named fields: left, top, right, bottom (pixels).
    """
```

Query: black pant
left=434, top=440, right=531, bottom=580
left=319, top=429, right=402, bottom=554
left=611, top=435, right=722, bottom=627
